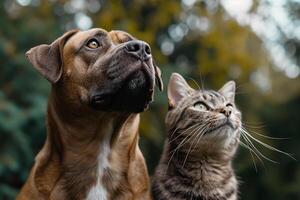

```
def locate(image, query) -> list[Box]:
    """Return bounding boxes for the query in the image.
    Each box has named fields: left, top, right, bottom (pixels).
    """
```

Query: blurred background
left=0, top=0, right=299, bottom=199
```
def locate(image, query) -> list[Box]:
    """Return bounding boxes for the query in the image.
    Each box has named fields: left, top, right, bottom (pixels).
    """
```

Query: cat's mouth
left=206, top=120, right=236, bottom=134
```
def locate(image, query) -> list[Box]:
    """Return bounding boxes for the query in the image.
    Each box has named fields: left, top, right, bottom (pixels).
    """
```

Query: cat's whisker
left=242, top=123, right=266, bottom=129
left=168, top=126, right=180, bottom=142
left=248, top=146, right=258, bottom=172
left=192, top=123, right=211, bottom=147
left=239, top=140, right=261, bottom=171
left=239, top=135, right=266, bottom=170
left=182, top=121, right=216, bottom=167
left=239, top=141, right=257, bottom=171
left=168, top=123, right=200, bottom=144
left=182, top=124, right=208, bottom=167
left=168, top=123, right=198, bottom=141
left=241, top=128, right=296, bottom=160
left=164, top=124, right=204, bottom=174
left=241, top=131, right=275, bottom=164
left=191, top=125, right=209, bottom=149
left=240, top=131, right=280, bottom=164
left=199, top=72, right=205, bottom=90
left=187, top=77, right=201, bottom=90
left=165, top=126, right=200, bottom=174
left=234, top=92, right=248, bottom=95
left=242, top=121, right=265, bottom=126
left=242, top=126, right=289, bottom=140
left=169, top=124, right=204, bottom=156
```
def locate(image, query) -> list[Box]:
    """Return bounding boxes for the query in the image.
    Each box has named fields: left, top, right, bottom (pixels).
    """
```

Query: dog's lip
left=90, top=57, right=155, bottom=111
left=131, top=60, right=153, bottom=79
left=123, top=68, right=153, bottom=96
left=92, top=93, right=112, bottom=103
left=90, top=68, right=153, bottom=110
left=121, top=60, right=154, bottom=91
left=90, top=92, right=113, bottom=109
left=91, top=66, right=152, bottom=99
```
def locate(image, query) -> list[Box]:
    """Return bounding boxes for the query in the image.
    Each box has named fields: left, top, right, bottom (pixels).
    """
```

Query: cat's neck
left=165, top=142, right=235, bottom=190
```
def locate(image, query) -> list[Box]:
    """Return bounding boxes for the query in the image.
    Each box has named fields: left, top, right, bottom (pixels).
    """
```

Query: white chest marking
left=86, top=124, right=113, bottom=200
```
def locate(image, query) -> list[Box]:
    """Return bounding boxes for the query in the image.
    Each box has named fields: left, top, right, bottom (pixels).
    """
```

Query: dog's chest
left=86, top=129, right=112, bottom=200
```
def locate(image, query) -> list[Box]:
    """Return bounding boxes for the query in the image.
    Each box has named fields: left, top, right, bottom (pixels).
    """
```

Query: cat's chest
left=164, top=167, right=236, bottom=200
left=164, top=175, right=235, bottom=200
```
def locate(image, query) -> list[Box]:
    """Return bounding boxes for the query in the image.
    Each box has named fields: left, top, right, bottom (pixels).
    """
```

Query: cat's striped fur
left=152, top=73, right=241, bottom=200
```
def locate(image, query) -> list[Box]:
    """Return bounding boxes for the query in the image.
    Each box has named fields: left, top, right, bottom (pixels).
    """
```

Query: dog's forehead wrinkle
left=84, top=28, right=108, bottom=35
left=85, top=28, right=108, bottom=33
left=109, top=30, right=134, bottom=44
left=73, top=57, right=88, bottom=73
left=64, top=34, right=84, bottom=53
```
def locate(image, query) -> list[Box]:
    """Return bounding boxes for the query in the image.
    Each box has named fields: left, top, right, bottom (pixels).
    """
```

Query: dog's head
left=26, top=28, right=163, bottom=113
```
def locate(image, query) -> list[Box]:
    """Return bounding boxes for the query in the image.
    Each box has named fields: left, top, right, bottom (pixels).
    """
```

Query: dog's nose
left=125, top=40, right=151, bottom=61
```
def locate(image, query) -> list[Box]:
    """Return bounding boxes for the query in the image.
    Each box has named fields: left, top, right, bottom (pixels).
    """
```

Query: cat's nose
left=220, top=108, right=232, bottom=117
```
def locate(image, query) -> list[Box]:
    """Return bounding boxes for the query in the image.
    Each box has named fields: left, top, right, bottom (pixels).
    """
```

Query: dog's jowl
left=17, top=28, right=163, bottom=200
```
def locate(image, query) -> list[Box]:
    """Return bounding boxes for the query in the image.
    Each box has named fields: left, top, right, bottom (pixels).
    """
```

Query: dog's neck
left=41, top=90, right=139, bottom=199
left=47, top=88, right=131, bottom=158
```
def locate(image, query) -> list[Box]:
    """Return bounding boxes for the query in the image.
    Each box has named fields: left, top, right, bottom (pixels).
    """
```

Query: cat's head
left=166, top=73, right=241, bottom=157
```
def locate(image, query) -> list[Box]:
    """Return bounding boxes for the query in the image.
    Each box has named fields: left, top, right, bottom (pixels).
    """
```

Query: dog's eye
left=193, top=102, right=208, bottom=111
left=86, top=39, right=100, bottom=49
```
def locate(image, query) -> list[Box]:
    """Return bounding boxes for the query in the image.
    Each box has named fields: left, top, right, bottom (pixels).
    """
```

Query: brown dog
left=17, top=28, right=163, bottom=200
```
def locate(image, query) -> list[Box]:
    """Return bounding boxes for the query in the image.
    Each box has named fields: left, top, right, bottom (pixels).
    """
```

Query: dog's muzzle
left=90, top=40, right=157, bottom=113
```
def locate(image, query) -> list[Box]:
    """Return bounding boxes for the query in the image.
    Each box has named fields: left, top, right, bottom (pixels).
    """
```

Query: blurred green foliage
left=0, top=0, right=299, bottom=199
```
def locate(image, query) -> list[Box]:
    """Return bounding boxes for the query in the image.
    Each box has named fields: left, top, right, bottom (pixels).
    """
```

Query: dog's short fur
left=17, top=28, right=163, bottom=200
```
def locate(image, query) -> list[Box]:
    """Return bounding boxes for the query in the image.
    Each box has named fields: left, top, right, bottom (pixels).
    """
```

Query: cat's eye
left=193, top=102, right=208, bottom=111
left=86, top=39, right=100, bottom=49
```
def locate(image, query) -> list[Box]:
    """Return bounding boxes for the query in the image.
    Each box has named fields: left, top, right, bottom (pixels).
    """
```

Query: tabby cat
left=152, top=73, right=241, bottom=200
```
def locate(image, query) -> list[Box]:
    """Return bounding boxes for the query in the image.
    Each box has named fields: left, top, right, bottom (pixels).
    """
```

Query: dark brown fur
left=17, top=28, right=163, bottom=200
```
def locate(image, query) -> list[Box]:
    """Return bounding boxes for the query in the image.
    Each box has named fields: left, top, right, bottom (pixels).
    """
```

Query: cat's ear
left=218, top=81, right=236, bottom=103
left=168, top=73, right=194, bottom=109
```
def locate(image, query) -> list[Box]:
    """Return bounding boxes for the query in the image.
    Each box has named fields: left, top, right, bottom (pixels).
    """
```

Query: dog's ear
left=152, top=60, right=163, bottom=91
left=26, top=29, right=78, bottom=83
